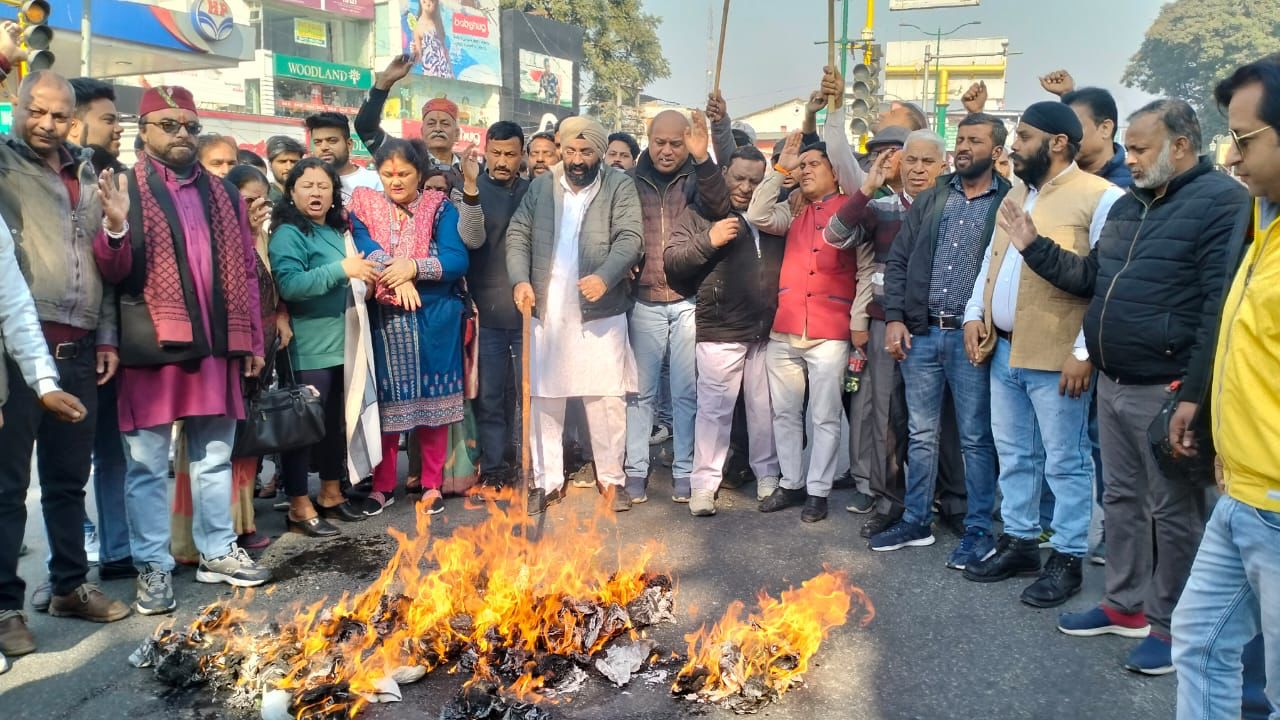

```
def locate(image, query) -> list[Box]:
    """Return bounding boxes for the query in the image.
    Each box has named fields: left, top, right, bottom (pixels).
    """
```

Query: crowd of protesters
left=0, top=20, right=1274, bottom=716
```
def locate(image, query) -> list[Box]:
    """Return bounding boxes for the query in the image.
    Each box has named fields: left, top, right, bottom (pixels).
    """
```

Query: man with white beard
left=1008, top=98, right=1251, bottom=676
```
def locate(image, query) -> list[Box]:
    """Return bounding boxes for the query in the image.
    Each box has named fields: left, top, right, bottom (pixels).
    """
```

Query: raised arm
left=355, top=55, right=415, bottom=155
left=705, top=90, right=736, bottom=168
left=820, top=67, right=866, bottom=196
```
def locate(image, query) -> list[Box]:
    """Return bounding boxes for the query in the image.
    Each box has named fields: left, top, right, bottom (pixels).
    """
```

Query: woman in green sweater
left=268, top=158, right=380, bottom=536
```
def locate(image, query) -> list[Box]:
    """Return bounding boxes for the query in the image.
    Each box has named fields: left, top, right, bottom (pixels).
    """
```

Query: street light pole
left=900, top=21, right=980, bottom=141
left=80, top=0, right=91, bottom=77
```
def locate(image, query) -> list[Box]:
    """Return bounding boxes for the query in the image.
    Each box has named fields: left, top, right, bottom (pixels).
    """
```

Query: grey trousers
left=846, top=320, right=907, bottom=514
left=1097, top=374, right=1206, bottom=635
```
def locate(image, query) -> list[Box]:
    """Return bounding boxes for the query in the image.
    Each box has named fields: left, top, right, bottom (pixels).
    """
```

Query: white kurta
left=530, top=172, right=636, bottom=399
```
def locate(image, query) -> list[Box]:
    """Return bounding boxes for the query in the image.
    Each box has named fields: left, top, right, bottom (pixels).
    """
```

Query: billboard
left=889, top=0, right=979, bottom=8
left=401, top=0, right=502, bottom=87
left=518, top=50, right=573, bottom=108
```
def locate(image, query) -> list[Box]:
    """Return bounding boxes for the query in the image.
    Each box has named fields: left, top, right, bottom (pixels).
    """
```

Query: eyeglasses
left=1229, top=125, right=1274, bottom=154
left=141, top=120, right=203, bottom=137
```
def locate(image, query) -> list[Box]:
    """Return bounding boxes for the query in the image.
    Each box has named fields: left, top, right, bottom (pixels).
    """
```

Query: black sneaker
left=609, top=485, right=633, bottom=512
left=860, top=512, right=900, bottom=539
left=801, top=496, right=828, bottom=523
left=527, top=486, right=565, bottom=516
left=358, top=491, right=395, bottom=517
left=844, top=489, right=875, bottom=514
left=759, top=486, right=806, bottom=513
left=831, top=471, right=856, bottom=490
left=99, top=557, right=139, bottom=581
left=963, top=534, right=1040, bottom=582
left=1020, top=550, right=1083, bottom=608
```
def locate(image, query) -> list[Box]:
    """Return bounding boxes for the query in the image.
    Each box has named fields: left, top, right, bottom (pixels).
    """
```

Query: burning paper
left=672, top=570, right=873, bottom=714
left=130, top=495, right=674, bottom=719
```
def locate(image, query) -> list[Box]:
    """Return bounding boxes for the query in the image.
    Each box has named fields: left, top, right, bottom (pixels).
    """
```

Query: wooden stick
left=712, top=0, right=731, bottom=94
left=827, top=0, right=837, bottom=111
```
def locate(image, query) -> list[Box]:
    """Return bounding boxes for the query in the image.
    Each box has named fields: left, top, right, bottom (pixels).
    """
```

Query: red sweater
left=772, top=194, right=858, bottom=341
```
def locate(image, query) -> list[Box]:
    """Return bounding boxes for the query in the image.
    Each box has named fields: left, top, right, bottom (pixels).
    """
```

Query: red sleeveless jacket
left=771, top=194, right=858, bottom=341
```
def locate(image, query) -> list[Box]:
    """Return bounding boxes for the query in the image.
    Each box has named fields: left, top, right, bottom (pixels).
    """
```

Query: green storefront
left=273, top=53, right=374, bottom=157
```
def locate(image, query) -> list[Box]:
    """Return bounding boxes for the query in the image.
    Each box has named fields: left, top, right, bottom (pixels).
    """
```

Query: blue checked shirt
left=927, top=174, right=1001, bottom=316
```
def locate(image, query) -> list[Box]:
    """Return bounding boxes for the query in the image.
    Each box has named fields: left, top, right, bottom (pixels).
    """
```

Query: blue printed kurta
left=351, top=198, right=469, bottom=433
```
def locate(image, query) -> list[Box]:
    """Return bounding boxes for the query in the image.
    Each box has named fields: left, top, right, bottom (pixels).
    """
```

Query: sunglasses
left=141, top=120, right=203, bottom=137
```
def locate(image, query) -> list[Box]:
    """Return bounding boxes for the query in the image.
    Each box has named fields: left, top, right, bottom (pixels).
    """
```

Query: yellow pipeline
left=885, top=64, right=1006, bottom=104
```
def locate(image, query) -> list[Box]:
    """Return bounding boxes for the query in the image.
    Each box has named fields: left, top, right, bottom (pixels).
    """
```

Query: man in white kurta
left=506, top=116, right=644, bottom=514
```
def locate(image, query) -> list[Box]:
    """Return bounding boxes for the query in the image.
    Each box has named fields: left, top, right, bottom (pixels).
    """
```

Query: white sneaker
left=197, top=546, right=271, bottom=588
left=756, top=475, right=780, bottom=502
left=648, top=424, right=671, bottom=445
left=84, top=527, right=100, bottom=566
left=689, top=489, right=716, bottom=517
left=0, top=650, right=8, bottom=674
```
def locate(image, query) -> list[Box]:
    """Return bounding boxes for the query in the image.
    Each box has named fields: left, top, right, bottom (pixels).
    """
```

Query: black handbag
left=232, top=340, right=326, bottom=458
left=1147, top=381, right=1216, bottom=488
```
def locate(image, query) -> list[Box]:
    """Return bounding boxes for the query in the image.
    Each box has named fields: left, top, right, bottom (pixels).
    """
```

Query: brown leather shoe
left=48, top=584, right=131, bottom=623
left=0, top=610, right=36, bottom=656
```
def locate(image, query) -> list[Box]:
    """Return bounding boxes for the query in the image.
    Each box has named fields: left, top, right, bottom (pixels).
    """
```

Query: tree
left=1123, top=0, right=1280, bottom=140
left=502, top=0, right=670, bottom=130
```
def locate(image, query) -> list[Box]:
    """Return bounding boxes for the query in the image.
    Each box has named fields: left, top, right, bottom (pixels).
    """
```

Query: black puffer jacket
left=664, top=165, right=784, bottom=344
left=1020, top=158, right=1251, bottom=398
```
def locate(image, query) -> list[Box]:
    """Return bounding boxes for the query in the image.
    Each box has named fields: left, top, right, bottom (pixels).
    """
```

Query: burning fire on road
left=129, top=496, right=872, bottom=718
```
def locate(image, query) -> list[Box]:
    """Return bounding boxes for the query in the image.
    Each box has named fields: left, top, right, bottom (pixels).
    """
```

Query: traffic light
left=19, top=0, right=54, bottom=71
left=848, top=45, right=881, bottom=138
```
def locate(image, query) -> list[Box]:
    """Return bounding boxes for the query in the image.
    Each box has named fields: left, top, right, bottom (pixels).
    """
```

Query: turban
left=421, top=98, right=459, bottom=120
left=139, top=85, right=197, bottom=117
left=1021, top=101, right=1083, bottom=144
left=558, top=116, right=608, bottom=157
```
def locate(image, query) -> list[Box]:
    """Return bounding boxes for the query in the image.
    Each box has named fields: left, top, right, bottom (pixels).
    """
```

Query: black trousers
left=279, top=364, right=346, bottom=497
left=0, top=339, right=97, bottom=610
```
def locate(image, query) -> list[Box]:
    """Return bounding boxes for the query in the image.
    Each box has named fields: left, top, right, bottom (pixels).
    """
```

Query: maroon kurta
left=94, top=160, right=263, bottom=432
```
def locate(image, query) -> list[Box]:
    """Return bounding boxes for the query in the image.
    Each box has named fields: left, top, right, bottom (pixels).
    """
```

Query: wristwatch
left=1072, top=347, right=1090, bottom=362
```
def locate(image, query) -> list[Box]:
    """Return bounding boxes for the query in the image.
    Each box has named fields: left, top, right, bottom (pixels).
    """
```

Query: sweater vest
left=772, top=194, right=858, bottom=341
left=978, top=166, right=1114, bottom=371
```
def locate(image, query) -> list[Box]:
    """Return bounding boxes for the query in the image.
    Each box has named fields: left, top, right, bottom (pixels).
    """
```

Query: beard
left=1132, top=139, right=1176, bottom=190
left=957, top=153, right=994, bottom=180
left=1012, top=140, right=1052, bottom=187
left=565, top=159, right=601, bottom=187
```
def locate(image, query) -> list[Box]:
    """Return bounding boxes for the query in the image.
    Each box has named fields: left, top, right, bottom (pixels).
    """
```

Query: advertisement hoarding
left=402, top=0, right=502, bottom=87
left=294, top=18, right=328, bottom=48
left=518, top=50, right=573, bottom=109
left=889, top=0, right=980, bottom=9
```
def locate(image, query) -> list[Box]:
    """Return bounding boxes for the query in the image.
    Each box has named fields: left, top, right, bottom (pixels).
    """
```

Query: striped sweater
left=825, top=188, right=912, bottom=324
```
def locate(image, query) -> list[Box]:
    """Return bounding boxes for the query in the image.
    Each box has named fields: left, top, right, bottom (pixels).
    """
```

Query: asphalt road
left=0, top=452, right=1176, bottom=720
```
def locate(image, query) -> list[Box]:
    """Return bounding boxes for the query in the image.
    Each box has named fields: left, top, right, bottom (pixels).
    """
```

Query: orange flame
left=674, top=570, right=873, bottom=704
left=199, top=492, right=663, bottom=718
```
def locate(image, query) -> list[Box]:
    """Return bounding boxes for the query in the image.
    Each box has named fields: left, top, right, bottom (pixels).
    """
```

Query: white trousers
left=531, top=395, right=626, bottom=492
left=692, top=341, right=780, bottom=491
left=766, top=337, right=850, bottom=498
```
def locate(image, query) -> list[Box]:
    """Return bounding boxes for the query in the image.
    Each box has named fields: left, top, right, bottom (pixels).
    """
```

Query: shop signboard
left=274, top=54, right=372, bottom=91
left=401, top=0, right=501, bottom=87
left=294, top=18, right=328, bottom=48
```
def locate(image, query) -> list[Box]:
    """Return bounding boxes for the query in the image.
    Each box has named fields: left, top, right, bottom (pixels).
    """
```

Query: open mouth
left=307, top=199, right=325, bottom=212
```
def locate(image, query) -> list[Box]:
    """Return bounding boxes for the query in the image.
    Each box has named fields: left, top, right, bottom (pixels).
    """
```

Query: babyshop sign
left=274, top=54, right=373, bottom=90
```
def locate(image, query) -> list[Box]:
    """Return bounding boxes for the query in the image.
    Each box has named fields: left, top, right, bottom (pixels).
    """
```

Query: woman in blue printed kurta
left=349, top=139, right=468, bottom=515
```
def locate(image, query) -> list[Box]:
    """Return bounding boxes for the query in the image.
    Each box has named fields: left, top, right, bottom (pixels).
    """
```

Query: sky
left=641, top=0, right=1167, bottom=121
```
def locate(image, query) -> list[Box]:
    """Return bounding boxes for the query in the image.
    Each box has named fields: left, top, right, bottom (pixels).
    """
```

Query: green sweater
left=269, top=222, right=349, bottom=371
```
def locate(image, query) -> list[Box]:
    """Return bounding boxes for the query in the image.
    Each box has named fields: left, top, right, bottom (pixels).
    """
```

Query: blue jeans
left=900, top=327, right=997, bottom=531
left=1172, top=495, right=1280, bottom=720
left=989, top=338, right=1093, bottom=555
left=625, top=299, right=697, bottom=480
left=124, top=416, right=238, bottom=571
left=89, top=379, right=131, bottom=564
left=475, top=326, right=521, bottom=473
left=1038, top=380, right=1104, bottom=531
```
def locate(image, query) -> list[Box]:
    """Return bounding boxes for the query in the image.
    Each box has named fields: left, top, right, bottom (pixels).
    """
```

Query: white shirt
left=340, top=166, right=383, bottom=203
left=0, top=218, right=59, bottom=397
left=963, top=164, right=1124, bottom=353
left=530, top=171, right=636, bottom=398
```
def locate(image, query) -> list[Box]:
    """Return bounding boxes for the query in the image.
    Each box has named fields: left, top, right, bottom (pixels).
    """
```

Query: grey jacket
left=506, top=164, right=643, bottom=322
left=0, top=136, right=117, bottom=346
